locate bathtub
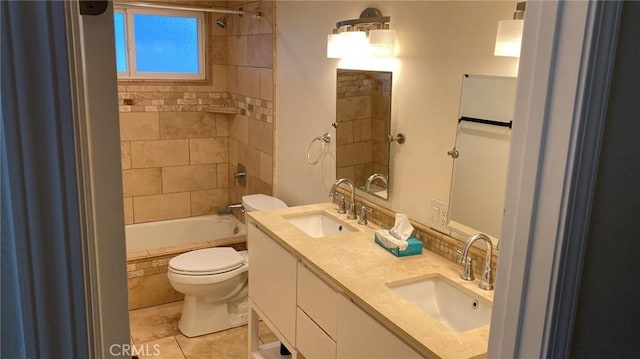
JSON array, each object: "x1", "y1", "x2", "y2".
[
  {"x1": 125, "y1": 214, "x2": 247, "y2": 310},
  {"x1": 126, "y1": 214, "x2": 246, "y2": 252}
]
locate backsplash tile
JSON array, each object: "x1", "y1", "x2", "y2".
[{"x1": 336, "y1": 188, "x2": 499, "y2": 274}]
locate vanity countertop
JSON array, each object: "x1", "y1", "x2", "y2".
[{"x1": 247, "y1": 202, "x2": 493, "y2": 359}]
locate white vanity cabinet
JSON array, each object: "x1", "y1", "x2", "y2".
[
  {"x1": 247, "y1": 224, "x2": 297, "y2": 349},
  {"x1": 248, "y1": 222, "x2": 422, "y2": 359},
  {"x1": 336, "y1": 295, "x2": 423, "y2": 359}
]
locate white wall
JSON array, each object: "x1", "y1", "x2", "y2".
[{"x1": 276, "y1": 1, "x2": 519, "y2": 227}]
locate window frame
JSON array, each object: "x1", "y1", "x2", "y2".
[{"x1": 114, "y1": 6, "x2": 206, "y2": 80}]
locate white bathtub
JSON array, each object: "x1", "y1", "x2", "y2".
[{"x1": 125, "y1": 215, "x2": 247, "y2": 252}]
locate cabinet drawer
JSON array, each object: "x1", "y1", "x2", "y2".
[
  {"x1": 296, "y1": 308, "x2": 336, "y2": 359},
  {"x1": 297, "y1": 262, "x2": 338, "y2": 339}
]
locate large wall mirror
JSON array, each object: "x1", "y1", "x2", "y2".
[
  {"x1": 447, "y1": 74, "x2": 517, "y2": 246},
  {"x1": 335, "y1": 69, "x2": 392, "y2": 200}
]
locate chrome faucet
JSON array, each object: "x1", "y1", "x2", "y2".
[
  {"x1": 358, "y1": 205, "x2": 372, "y2": 225},
  {"x1": 329, "y1": 178, "x2": 357, "y2": 219},
  {"x1": 365, "y1": 173, "x2": 388, "y2": 192},
  {"x1": 457, "y1": 233, "x2": 494, "y2": 290}
]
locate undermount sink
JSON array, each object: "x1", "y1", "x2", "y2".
[
  {"x1": 387, "y1": 275, "x2": 492, "y2": 332},
  {"x1": 285, "y1": 212, "x2": 355, "y2": 238}
]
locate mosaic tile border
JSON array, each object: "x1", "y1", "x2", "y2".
[{"x1": 335, "y1": 188, "x2": 498, "y2": 275}]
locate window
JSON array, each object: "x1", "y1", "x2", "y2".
[{"x1": 114, "y1": 7, "x2": 205, "y2": 80}]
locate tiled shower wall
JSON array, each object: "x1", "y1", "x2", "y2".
[
  {"x1": 226, "y1": 1, "x2": 275, "y2": 205},
  {"x1": 117, "y1": 1, "x2": 276, "y2": 224}
]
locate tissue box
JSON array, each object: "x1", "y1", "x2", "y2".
[{"x1": 374, "y1": 234, "x2": 423, "y2": 257}]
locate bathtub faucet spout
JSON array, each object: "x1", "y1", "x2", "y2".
[{"x1": 226, "y1": 203, "x2": 245, "y2": 213}]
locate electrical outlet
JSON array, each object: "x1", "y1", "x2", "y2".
[
  {"x1": 439, "y1": 208, "x2": 448, "y2": 227},
  {"x1": 430, "y1": 199, "x2": 450, "y2": 233}
]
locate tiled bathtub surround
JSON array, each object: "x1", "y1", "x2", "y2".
[
  {"x1": 120, "y1": 111, "x2": 231, "y2": 224},
  {"x1": 127, "y1": 237, "x2": 247, "y2": 310},
  {"x1": 226, "y1": 1, "x2": 276, "y2": 210},
  {"x1": 117, "y1": 11, "x2": 232, "y2": 225},
  {"x1": 118, "y1": 0, "x2": 276, "y2": 224},
  {"x1": 228, "y1": 94, "x2": 274, "y2": 206},
  {"x1": 335, "y1": 188, "x2": 498, "y2": 276}
]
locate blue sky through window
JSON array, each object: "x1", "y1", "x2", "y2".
[
  {"x1": 133, "y1": 14, "x2": 199, "y2": 73},
  {"x1": 114, "y1": 12, "x2": 127, "y2": 72}
]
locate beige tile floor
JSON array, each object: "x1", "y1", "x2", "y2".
[{"x1": 130, "y1": 301, "x2": 280, "y2": 359}]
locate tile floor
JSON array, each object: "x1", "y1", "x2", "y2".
[{"x1": 129, "y1": 301, "x2": 280, "y2": 359}]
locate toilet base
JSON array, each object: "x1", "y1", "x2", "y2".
[{"x1": 178, "y1": 294, "x2": 249, "y2": 337}]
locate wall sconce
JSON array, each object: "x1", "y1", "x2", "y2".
[
  {"x1": 494, "y1": 2, "x2": 525, "y2": 58},
  {"x1": 327, "y1": 7, "x2": 396, "y2": 59}
]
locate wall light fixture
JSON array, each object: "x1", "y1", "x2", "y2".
[
  {"x1": 494, "y1": 2, "x2": 525, "y2": 58},
  {"x1": 327, "y1": 8, "x2": 396, "y2": 59}
]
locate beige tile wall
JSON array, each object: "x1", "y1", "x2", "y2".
[
  {"x1": 226, "y1": 1, "x2": 276, "y2": 208},
  {"x1": 117, "y1": 1, "x2": 277, "y2": 224},
  {"x1": 120, "y1": 111, "x2": 230, "y2": 224}
]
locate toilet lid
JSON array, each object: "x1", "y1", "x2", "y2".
[
  {"x1": 242, "y1": 194, "x2": 288, "y2": 212},
  {"x1": 169, "y1": 247, "x2": 244, "y2": 275}
]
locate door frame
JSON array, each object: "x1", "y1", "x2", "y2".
[
  {"x1": 489, "y1": 1, "x2": 621, "y2": 357},
  {"x1": 64, "y1": 0, "x2": 623, "y2": 357},
  {"x1": 65, "y1": 1, "x2": 130, "y2": 357}
]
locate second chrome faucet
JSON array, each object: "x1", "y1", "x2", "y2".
[
  {"x1": 457, "y1": 233, "x2": 494, "y2": 290},
  {"x1": 329, "y1": 178, "x2": 357, "y2": 220}
]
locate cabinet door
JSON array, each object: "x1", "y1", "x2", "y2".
[
  {"x1": 248, "y1": 224, "x2": 297, "y2": 344},
  {"x1": 296, "y1": 308, "x2": 337, "y2": 359},
  {"x1": 336, "y1": 295, "x2": 423, "y2": 359}
]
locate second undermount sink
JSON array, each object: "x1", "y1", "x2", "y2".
[
  {"x1": 387, "y1": 275, "x2": 492, "y2": 332},
  {"x1": 285, "y1": 212, "x2": 355, "y2": 238}
]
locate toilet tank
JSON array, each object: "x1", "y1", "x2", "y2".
[{"x1": 242, "y1": 194, "x2": 288, "y2": 212}]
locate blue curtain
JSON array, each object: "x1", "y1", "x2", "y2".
[
  {"x1": 1, "y1": 95, "x2": 27, "y2": 359},
  {"x1": 1, "y1": 1, "x2": 88, "y2": 358}
]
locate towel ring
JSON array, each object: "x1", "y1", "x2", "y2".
[{"x1": 307, "y1": 132, "x2": 331, "y2": 165}]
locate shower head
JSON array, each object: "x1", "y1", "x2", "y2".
[{"x1": 215, "y1": 14, "x2": 229, "y2": 28}]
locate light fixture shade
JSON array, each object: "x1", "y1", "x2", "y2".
[
  {"x1": 339, "y1": 31, "x2": 368, "y2": 58},
  {"x1": 327, "y1": 33, "x2": 344, "y2": 58},
  {"x1": 368, "y1": 29, "x2": 396, "y2": 57},
  {"x1": 494, "y1": 19, "x2": 524, "y2": 57}
]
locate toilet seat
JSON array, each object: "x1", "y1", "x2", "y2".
[{"x1": 169, "y1": 247, "x2": 244, "y2": 276}]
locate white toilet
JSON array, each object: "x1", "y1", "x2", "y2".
[{"x1": 167, "y1": 194, "x2": 287, "y2": 337}]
